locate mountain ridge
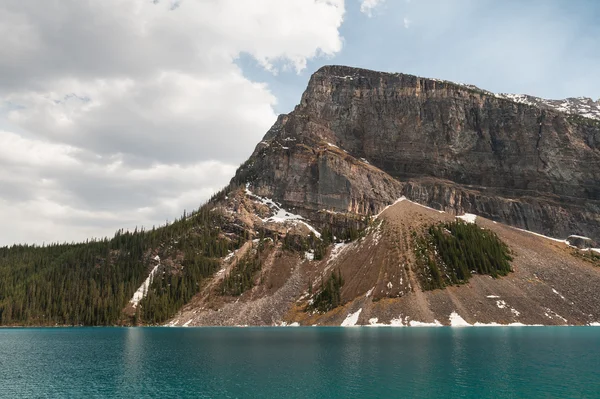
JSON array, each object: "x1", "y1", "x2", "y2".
[
  {"x1": 167, "y1": 191, "x2": 600, "y2": 327},
  {"x1": 308, "y1": 65, "x2": 600, "y2": 121}
]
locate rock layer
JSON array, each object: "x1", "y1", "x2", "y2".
[{"x1": 233, "y1": 65, "x2": 600, "y2": 241}]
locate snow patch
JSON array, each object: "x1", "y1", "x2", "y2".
[
  {"x1": 512, "y1": 226, "x2": 569, "y2": 244},
  {"x1": 495, "y1": 94, "x2": 600, "y2": 121},
  {"x1": 371, "y1": 223, "x2": 383, "y2": 246},
  {"x1": 182, "y1": 319, "x2": 192, "y2": 327},
  {"x1": 223, "y1": 251, "x2": 236, "y2": 262},
  {"x1": 215, "y1": 267, "x2": 227, "y2": 277},
  {"x1": 496, "y1": 300, "x2": 507, "y2": 309},
  {"x1": 568, "y1": 235, "x2": 591, "y2": 240},
  {"x1": 326, "y1": 142, "x2": 347, "y2": 153},
  {"x1": 449, "y1": 312, "x2": 471, "y2": 327},
  {"x1": 486, "y1": 295, "x2": 501, "y2": 298},
  {"x1": 278, "y1": 321, "x2": 300, "y2": 327},
  {"x1": 389, "y1": 317, "x2": 406, "y2": 327},
  {"x1": 365, "y1": 287, "x2": 375, "y2": 297},
  {"x1": 245, "y1": 186, "x2": 321, "y2": 238},
  {"x1": 496, "y1": 93, "x2": 536, "y2": 106},
  {"x1": 408, "y1": 320, "x2": 443, "y2": 327},
  {"x1": 341, "y1": 309, "x2": 363, "y2": 327},
  {"x1": 405, "y1": 199, "x2": 445, "y2": 213},
  {"x1": 129, "y1": 262, "x2": 161, "y2": 308},
  {"x1": 543, "y1": 308, "x2": 568, "y2": 324},
  {"x1": 328, "y1": 242, "x2": 352, "y2": 264},
  {"x1": 552, "y1": 288, "x2": 568, "y2": 302},
  {"x1": 456, "y1": 213, "x2": 477, "y2": 223}
]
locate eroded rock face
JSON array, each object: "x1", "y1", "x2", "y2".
[{"x1": 233, "y1": 65, "x2": 600, "y2": 240}]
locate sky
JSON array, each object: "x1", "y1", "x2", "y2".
[{"x1": 1, "y1": 0, "x2": 599, "y2": 246}]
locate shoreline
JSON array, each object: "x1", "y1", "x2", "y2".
[{"x1": 2, "y1": 324, "x2": 600, "y2": 329}]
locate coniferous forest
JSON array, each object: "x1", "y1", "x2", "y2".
[
  {"x1": 414, "y1": 221, "x2": 513, "y2": 290},
  {"x1": 221, "y1": 251, "x2": 262, "y2": 297},
  {"x1": 308, "y1": 269, "x2": 344, "y2": 313},
  {"x1": 0, "y1": 194, "x2": 236, "y2": 326}
]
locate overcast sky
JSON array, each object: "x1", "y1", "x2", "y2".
[{"x1": 1, "y1": 0, "x2": 599, "y2": 246}]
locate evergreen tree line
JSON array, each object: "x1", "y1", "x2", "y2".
[
  {"x1": 307, "y1": 269, "x2": 344, "y2": 313},
  {"x1": 221, "y1": 250, "x2": 262, "y2": 297},
  {"x1": 0, "y1": 197, "x2": 235, "y2": 326},
  {"x1": 139, "y1": 255, "x2": 222, "y2": 324},
  {"x1": 414, "y1": 221, "x2": 513, "y2": 290}
]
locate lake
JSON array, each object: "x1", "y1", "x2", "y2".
[{"x1": 0, "y1": 327, "x2": 598, "y2": 398}]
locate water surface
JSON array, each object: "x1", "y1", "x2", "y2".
[{"x1": 1, "y1": 327, "x2": 598, "y2": 398}]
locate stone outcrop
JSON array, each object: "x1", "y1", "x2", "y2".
[{"x1": 233, "y1": 65, "x2": 600, "y2": 241}]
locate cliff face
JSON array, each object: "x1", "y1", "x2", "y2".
[{"x1": 234, "y1": 65, "x2": 600, "y2": 241}]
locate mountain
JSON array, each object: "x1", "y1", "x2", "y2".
[
  {"x1": 170, "y1": 195, "x2": 600, "y2": 327},
  {"x1": 235, "y1": 65, "x2": 600, "y2": 242},
  {"x1": 1, "y1": 65, "x2": 599, "y2": 327}
]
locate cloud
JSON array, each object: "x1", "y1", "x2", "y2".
[
  {"x1": 403, "y1": 17, "x2": 411, "y2": 29},
  {"x1": 360, "y1": 0, "x2": 385, "y2": 17},
  {"x1": 5, "y1": 72, "x2": 278, "y2": 165},
  {"x1": 0, "y1": 0, "x2": 345, "y2": 245},
  {"x1": 0, "y1": 129, "x2": 238, "y2": 244}
]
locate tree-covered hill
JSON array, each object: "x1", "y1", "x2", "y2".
[{"x1": 0, "y1": 192, "x2": 238, "y2": 326}]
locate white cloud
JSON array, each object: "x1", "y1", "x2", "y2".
[
  {"x1": 5, "y1": 72, "x2": 278, "y2": 164},
  {"x1": 0, "y1": 133, "x2": 238, "y2": 244},
  {"x1": 360, "y1": 0, "x2": 385, "y2": 17},
  {"x1": 0, "y1": 0, "x2": 346, "y2": 245},
  {"x1": 0, "y1": 130, "x2": 80, "y2": 168},
  {"x1": 403, "y1": 17, "x2": 411, "y2": 29}
]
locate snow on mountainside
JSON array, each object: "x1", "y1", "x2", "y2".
[
  {"x1": 432, "y1": 74, "x2": 599, "y2": 121},
  {"x1": 495, "y1": 93, "x2": 600, "y2": 120}
]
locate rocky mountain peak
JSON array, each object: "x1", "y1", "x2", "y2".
[
  {"x1": 235, "y1": 65, "x2": 600, "y2": 242},
  {"x1": 495, "y1": 93, "x2": 600, "y2": 121},
  {"x1": 307, "y1": 65, "x2": 600, "y2": 121}
]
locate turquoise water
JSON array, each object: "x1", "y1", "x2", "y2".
[{"x1": 1, "y1": 327, "x2": 599, "y2": 398}]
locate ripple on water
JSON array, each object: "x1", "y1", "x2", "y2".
[{"x1": 0, "y1": 327, "x2": 598, "y2": 398}]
